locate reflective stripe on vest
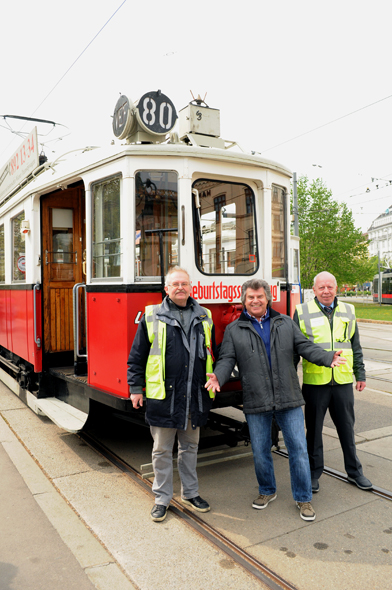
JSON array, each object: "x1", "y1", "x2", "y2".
[
  {"x1": 145, "y1": 304, "x2": 214, "y2": 400},
  {"x1": 296, "y1": 300, "x2": 356, "y2": 385}
]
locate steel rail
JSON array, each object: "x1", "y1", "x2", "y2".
[
  {"x1": 363, "y1": 357, "x2": 392, "y2": 364},
  {"x1": 79, "y1": 430, "x2": 298, "y2": 590},
  {"x1": 274, "y1": 450, "x2": 392, "y2": 501}
]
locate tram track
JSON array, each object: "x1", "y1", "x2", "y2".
[
  {"x1": 79, "y1": 430, "x2": 298, "y2": 590},
  {"x1": 80, "y1": 424, "x2": 392, "y2": 590},
  {"x1": 361, "y1": 342, "x2": 392, "y2": 385},
  {"x1": 274, "y1": 450, "x2": 392, "y2": 502}
]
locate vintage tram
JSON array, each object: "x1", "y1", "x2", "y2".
[{"x1": 0, "y1": 90, "x2": 300, "y2": 432}]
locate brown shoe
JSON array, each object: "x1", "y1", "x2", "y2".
[
  {"x1": 296, "y1": 501, "x2": 316, "y2": 521},
  {"x1": 252, "y1": 493, "x2": 277, "y2": 510}
]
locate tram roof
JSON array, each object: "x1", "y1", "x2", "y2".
[{"x1": 0, "y1": 140, "x2": 292, "y2": 212}]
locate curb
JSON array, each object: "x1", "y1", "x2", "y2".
[
  {"x1": 0, "y1": 416, "x2": 137, "y2": 590},
  {"x1": 356, "y1": 318, "x2": 392, "y2": 325}
]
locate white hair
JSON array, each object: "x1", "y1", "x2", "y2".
[
  {"x1": 164, "y1": 266, "x2": 191, "y2": 286},
  {"x1": 313, "y1": 272, "x2": 337, "y2": 287}
]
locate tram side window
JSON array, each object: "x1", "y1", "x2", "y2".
[
  {"x1": 271, "y1": 185, "x2": 286, "y2": 279},
  {"x1": 193, "y1": 179, "x2": 257, "y2": 275},
  {"x1": 12, "y1": 212, "x2": 25, "y2": 282},
  {"x1": 92, "y1": 176, "x2": 122, "y2": 279},
  {"x1": 0, "y1": 225, "x2": 4, "y2": 282},
  {"x1": 135, "y1": 171, "x2": 178, "y2": 279}
]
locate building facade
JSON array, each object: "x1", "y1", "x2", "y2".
[{"x1": 368, "y1": 206, "x2": 392, "y2": 267}]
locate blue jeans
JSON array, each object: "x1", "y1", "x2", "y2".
[{"x1": 246, "y1": 407, "x2": 312, "y2": 503}]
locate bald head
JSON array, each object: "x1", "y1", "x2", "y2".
[
  {"x1": 313, "y1": 272, "x2": 338, "y2": 307},
  {"x1": 313, "y1": 272, "x2": 337, "y2": 287}
]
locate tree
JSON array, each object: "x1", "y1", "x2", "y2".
[{"x1": 294, "y1": 176, "x2": 373, "y2": 289}]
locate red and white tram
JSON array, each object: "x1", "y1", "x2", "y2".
[{"x1": 0, "y1": 91, "x2": 300, "y2": 432}]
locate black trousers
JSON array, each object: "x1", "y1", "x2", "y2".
[{"x1": 302, "y1": 382, "x2": 363, "y2": 480}]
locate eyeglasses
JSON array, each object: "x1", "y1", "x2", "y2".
[{"x1": 168, "y1": 282, "x2": 190, "y2": 288}]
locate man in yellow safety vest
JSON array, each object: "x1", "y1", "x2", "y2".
[
  {"x1": 294, "y1": 271, "x2": 372, "y2": 493},
  {"x1": 127, "y1": 266, "x2": 215, "y2": 522}
]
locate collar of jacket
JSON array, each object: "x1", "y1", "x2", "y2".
[
  {"x1": 314, "y1": 296, "x2": 338, "y2": 313},
  {"x1": 238, "y1": 307, "x2": 280, "y2": 323},
  {"x1": 158, "y1": 296, "x2": 207, "y2": 323}
]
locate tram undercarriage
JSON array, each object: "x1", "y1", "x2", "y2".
[{"x1": 0, "y1": 343, "x2": 250, "y2": 446}]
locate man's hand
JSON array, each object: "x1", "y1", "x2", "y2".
[
  {"x1": 131, "y1": 393, "x2": 144, "y2": 409},
  {"x1": 330, "y1": 349, "x2": 347, "y2": 367},
  {"x1": 205, "y1": 373, "x2": 220, "y2": 394},
  {"x1": 356, "y1": 381, "x2": 366, "y2": 392}
]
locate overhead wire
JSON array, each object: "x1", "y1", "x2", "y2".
[
  {"x1": 0, "y1": 0, "x2": 128, "y2": 158},
  {"x1": 260, "y1": 93, "x2": 392, "y2": 154},
  {"x1": 30, "y1": 0, "x2": 128, "y2": 118}
]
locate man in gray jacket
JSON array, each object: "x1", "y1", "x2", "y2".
[{"x1": 205, "y1": 278, "x2": 346, "y2": 521}]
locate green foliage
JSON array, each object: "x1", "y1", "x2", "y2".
[
  {"x1": 352, "y1": 302, "x2": 392, "y2": 322},
  {"x1": 294, "y1": 176, "x2": 373, "y2": 289}
]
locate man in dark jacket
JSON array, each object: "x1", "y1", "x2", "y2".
[
  {"x1": 127, "y1": 266, "x2": 215, "y2": 522},
  {"x1": 205, "y1": 278, "x2": 346, "y2": 521}
]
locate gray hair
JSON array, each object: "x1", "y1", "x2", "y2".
[
  {"x1": 313, "y1": 271, "x2": 337, "y2": 287},
  {"x1": 241, "y1": 278, "x2": 272, "y2": 307},
  {"x1": 164, "y1": 266, "x2": 191, "y2": 287}
]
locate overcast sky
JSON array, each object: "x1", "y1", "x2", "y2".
[{"x1": 1, "y1": 0, "x2": 391, "y2": 232}]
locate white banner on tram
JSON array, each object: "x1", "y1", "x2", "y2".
[
  {"x1": 191, "y1": 279, "x2": 280, "y2": 304},
  {"x1": 0, "y1": 128, "x2": 39, "y2": 201}
]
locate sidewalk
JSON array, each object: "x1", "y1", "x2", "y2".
[{"x1": 0, "y1": 418, "x2": 136, "y2": 590}]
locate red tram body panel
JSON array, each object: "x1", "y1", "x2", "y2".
[
  {"x1": 87, "y1": 291, "x2": 162, "y2": 397},
  {"x1": 0, "y1": 288, "x2": 42, "y2": 372}
]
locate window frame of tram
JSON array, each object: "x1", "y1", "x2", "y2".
[
  {"x1": 271, "y1": 184, "x2": 287, "y2": 279},
  {"x1": 11, "y1": 211, "x2": 26, "y2": 283},
  {"x1": 91, "y1": 175, "x2": 122, "y2": 281},
  {"x1": 134, "y1": 170, "x2": 178, "y2": 281},
  {"x1": 192, "y1": 179, "x2": 258, "y2": 276},
  {"x1": 0, "y1": 224, "x2": 4, "y2": 283}
]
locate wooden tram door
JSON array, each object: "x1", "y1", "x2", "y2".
[{"x1": 41, "y1": 187, "x2": 86, "y2": 362}]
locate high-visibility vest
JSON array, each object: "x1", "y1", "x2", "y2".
[
  {"x1": 144, "y1": 304, "x2": 214, "y2": 400},
  {"x1": 296, "y1": 299, "x2": 356, "y2": 385}
]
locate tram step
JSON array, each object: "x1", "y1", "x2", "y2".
[{"x1": 35, "y1": 398, "x2": 88, "y2": 433}]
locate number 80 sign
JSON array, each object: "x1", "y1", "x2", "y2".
[{"x1": 136, "y1": 91, "x2": 177, "y2": 136}]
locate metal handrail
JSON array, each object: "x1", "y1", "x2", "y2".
[
  {"x1": 33, "y1": 283, "x2": 41, "y2": 348},
  {"x1": 73, "y1": 283, "x2": 87, "y2": 362}
]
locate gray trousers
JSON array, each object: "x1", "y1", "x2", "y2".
[{"x1": 150, "y1": 419, "x2": 200, "y2": 506}]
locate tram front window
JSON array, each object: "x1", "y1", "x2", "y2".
[
  {"x1": 193, "y1": 179, "x2": 257, "y2": 275},
  {"x1": 135, "y1": 171, "x2": 178, "y2": 280}
]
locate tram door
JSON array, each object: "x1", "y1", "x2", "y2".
[{"x1": 41, "y1": 187, "x2": 86, "y2": 363}]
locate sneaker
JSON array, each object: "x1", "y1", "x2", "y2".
[
  {"x1": 252, "y1": 493, "x2": 277, "y2": 510},
  {"x1": 181, "y1": 495, "x2": 210, "y2": 512},
  {"x1": 296, "y1": 501, "x2": 316, "y2": 521},
  {"x1": 151, "y1": 504, "x2": 168, "y2": 522},
  {"x1": 347, "y1": 475, "x2": 373, "y2": 490},
  {"x1": 311, "y1": 478, "x2": 320, "y2": 493}
]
